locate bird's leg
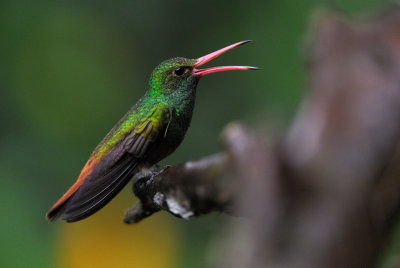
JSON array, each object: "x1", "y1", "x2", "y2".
[
  {"x1": 133, "y1": 165, "x2": 172, "y2": 185},
  {"x1": 148, "y1": 164, "x2": 172, "y2": 174},
  {"x1": 127, "y1": 166, "x2": 161, "y2": 224},
  {"x1": 126, "y1": 164, "x2": 174, "y2": 224},
  {"x1": 151, "y1": 164, "x2": 172, "y2": 177},
  {"x1": 132, "y1": 167, "x2": 153, "y2": 184}
]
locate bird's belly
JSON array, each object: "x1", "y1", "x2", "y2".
[{"x1": 145, "y1": 120, "x2": 187, "y2": 165}]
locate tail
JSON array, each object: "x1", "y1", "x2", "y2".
[
  {"x1": 46, "y1": 157, "x2": 100, "y2": 221},
  {"x1": 46, "y1": 195, "x2": 74, "y2": 222},
  {"x1": 47, "y1": 154, "x2": 138, "y2": 222}
]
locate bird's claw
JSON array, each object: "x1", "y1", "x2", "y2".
[
  {"x1": 153, "y1": 165, "x2": 172, "y2": 176},
  {"x1": 133, "y1": 165, "x2": 172, "y2": 192}
]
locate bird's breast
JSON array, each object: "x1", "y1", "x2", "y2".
[{"x1": 144, "y1": 98, "x2": 195, "y2": 165}]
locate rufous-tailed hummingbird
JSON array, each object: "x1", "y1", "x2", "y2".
[{"x1": 46, "y1": 40, "x2": 258, "y2": 222}]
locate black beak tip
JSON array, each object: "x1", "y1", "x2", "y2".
[{"x1": 240, "y1": 40, "x2": 253, "y2": 46}]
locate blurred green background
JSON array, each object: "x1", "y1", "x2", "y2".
[{"x1": 0, "y1": 0, "x2": 395, "y2": 267}]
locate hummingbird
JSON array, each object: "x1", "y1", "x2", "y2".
[{"x1": 46, "y1": 40, "x2": 258, "y2": 222}]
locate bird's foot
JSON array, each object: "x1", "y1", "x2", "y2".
[
  {"x1": 133, "y1": 165, "x2": 172, "y2": 192},
  {"x1": 152, "y1": 165, "x2": 172, "y2": 177},
  {"x1": 132, "y1": 168, "x2": 153, "y2": 194},
  {"x1": 129, "y1": 165, "x2": 172, "y2": 223}
]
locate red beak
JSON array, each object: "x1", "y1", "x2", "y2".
[{"x1": 193, "y1": 40, "x2": 259, "y2": 77}]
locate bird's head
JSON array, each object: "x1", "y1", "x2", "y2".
[{"x1": 148, "y1": 40, "x2": 258, "y2": 97}]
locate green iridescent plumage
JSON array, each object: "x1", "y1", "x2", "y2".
[{"x1": 93, "y1": 57, "x2": 197, "y2": 161}]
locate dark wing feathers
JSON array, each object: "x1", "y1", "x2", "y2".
[
  {"x1": 62, "y1": 153, "x2": 137, "y2": 222},
  {"x1": 59, "y1": 102, "x2": 171, "y2": 222},
  {"x1": 125, "y1": 122, "x2": 153, "y2": 157}
]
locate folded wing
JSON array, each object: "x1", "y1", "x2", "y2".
[{"x1": 46, "y1": 102, "x2": 171, "y2": 222}]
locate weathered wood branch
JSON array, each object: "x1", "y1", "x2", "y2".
[
  {"x1": 126, "y1": 6, "x2": 400, "y2": 268},
  {"x1": 123, "y1": 153, "x2": 232, "y2": 223}
]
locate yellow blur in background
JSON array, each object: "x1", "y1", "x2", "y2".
[{"x1": 56, "y1": 191, "x2": 179, "y2": 268}]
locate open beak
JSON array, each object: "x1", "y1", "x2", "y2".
[{"x1": 193, "y1": 40, "x2": 259, "y2": 77}]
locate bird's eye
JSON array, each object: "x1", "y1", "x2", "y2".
[{"x1": 174, "y1": 67, "x2": 185, "y2": 76}]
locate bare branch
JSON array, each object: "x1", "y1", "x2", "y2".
[{"x1": 124, "y1": 153, "x2": 232, "y2": 223}]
